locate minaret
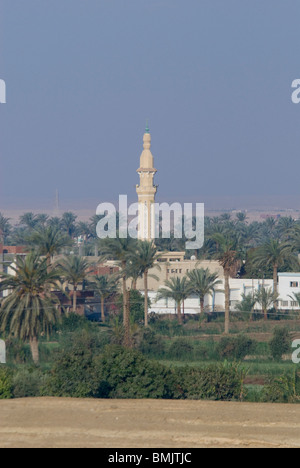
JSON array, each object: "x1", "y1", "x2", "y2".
[{"x1": 136, "y1": 125, "x2": 157, "y2": 241}]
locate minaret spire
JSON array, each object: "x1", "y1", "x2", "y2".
[{"x1": 136, "y1": 126, "x2": 158, "y2": 241}]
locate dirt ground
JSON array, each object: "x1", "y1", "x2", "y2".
[{"x1": 0, "y1": 398, "x2": 300, "y2": 448}]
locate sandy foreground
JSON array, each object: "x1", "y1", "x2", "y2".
[{"x1": 0, "y1": 398, "x2": 300, "y2": 448}]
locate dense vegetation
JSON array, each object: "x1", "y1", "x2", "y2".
[
  {"x1": 1, "y1": 211, "x2": 300, "y2": 404},
  {"x1": 0, "y1": 313, "x2": 299, "y2": 403}
]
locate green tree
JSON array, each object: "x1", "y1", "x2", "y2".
[
  {"x1": 27, "y1": 226, "x2": 71, "y2": 270},
  {"x1": 0, "y1": 213, "x2": 11, "y2": 244},
  {"x1": 288, "y1": 291, "x2": 300, "y2": 309},
  {"x1": 92, "y1": 274, "x2": 118, "y2": 323},
  {"x1": 61, "y1": 212, "x2": 78, "y2": 238},
  {"x1": 251, "y1": 239, "x2": 298, "y2": 298},
  {"x1": 269, "y1": 327, "x2": 291, "y2": 361},
  {"x1": 98, "y1": 238, "x2": 136, "y2": 347},
  {"x1": 19, "y1": 212, "x2": 39, "y2": 230},
  {"x1": 157, "y1": 276, "x2": 191, "y2": 324},
  {"x1": 187, "y1": 268, "x2": 222, "y2": 317},
  {"x1": 0, "y1": 253, "x2": 62, "y2": 364},
  {"x1": 57, "y1": 255, "x2": 90, "y2": 312},
  {"x1": 211, "y1": 233, "x2": 241, "y2": 334},
  {"x1": 127, "y1": 241, "x2": 162, "y2": 327},
  {"x1": 255, "y1": 286, "x2": 279, "y2": 321},
  {"x1": 235, "y1": 292, "x2": 256, "y2": 321}
]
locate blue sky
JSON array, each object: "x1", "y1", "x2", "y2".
[{"x1": 1, "y1": 0, "x2": 300, "y2": 211}]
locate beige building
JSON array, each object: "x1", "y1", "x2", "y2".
[{"x1": 133, "y1": 254, "x2": 224, "y2": 291}]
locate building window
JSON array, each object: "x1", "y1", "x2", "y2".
[
  {"x1": 291, "y1": 301, "x2": 299, "y2": 308},
  {"x1": 290, "y1": 282, "x2": 299, "y2": 288},
  {"x1": 281, "y1": 300, "x2": 289, "y2": 307}
]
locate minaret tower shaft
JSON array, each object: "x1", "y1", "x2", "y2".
[{"x1": 136, "y1": 126, "x2": 157, "y2": 241}]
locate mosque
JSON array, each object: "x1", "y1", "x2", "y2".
[{"x1": 132, "y1": 127, "x2": 296, "y2": 315}]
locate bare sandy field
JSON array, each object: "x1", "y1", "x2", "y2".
[{"x1": 0, "y1": 398, "x2": 299, "y2": 448}]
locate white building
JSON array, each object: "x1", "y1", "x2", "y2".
[
  {"x1": 277, "y1": 273, "x2": 300, "y2": 310},
  {"x1": 146, "y1": 276, "x2": 300, "y2": 315}
]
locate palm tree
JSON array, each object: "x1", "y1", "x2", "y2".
[
  {"x1": 157, "y1": 276, "x2": 191, "y2": 324},
  {"x1": 27, "y1": 226, "x2": 71, "y2": 270},
  {"x1": 77, "y1": 221, "x2": 92, "y2": 239},
  {"x1": 235, "y1": 292, "x2": 256, "y2": 321},
  {"x1": 35, "y1": 214, "x2": 49, "y2": 228},
  {"x1": 127, "y1": 241, "x2": 162, "y2": 327},
  {"x1": 277, "y1": 217, "x2": 295, "y2": 238},
  {"x1": 211, "y1": 233, "x2": 241, "y2": 334},
  {"x1": 47, "y1": 217, "x2": 62, "y2": 230},
  {"x1": 288, "y1": 292, "x2": 300, "y2": 311},
  {"x1": 98, "y1": 238, "x2": 136, "y2": 346},
  {"x1": 92, "y1": 274, "x2": 118, "y2": 322},
  {"x1": 251, "y1": 239, "x2": 298, "y2": 298},
  {"x1": 187, "y1": 268, "x2": 222, "y2": 317},
  {"x1": 284, "y1": 225, "x2": 300, "y2": 255},
  {"x1": 0, "y1": 213, "x2": 11, "y2": 244},
  {"x1": 235, "y1": 212, "x2": 247, "y2": 223},
  {"x1": 0, "y1": 253, "x2": 62, "y2": 364},
  {"x1": 61, "y1": 212, "x2": 78, "y2": 238},
  {"x1": 255, "y1": 286, "x2": 279, "y2": 321},
  {"x1": 57, "y1": 255, "x2": 91, "y2": 312},
  {"x1": 19, "y1": 212, "x2": 39, "y2": 230}
]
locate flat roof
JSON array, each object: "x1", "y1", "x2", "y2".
[{"x1": 278, "y1": 272, "x2": 300, "y2": 277}]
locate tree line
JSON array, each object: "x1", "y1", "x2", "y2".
[{"x1": 1, "y1": 211, "x2": 300, "y2": 362}]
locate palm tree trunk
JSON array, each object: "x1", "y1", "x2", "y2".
[
  {"x1": 199, "y1": 298, "x2": 205, "y2": 326},
  {"x1": 200, "y1": 298, "x2": 204, "y2": 315},
  {"x1": 122, "y1": 270, "x2": 131, "y2": 347},
  {"x1": 224, "y1": 271, "x2": 230, "y2": 334},
  {"x1": 73, "y1": 286, "x2": 77, "y2": 313},
  {"x1": 101, "y1": 296, "x2": 105, "y2": 323},
  {"x1": 273, "y1": 264, "x2": 278, "y2": 310},
  {"x1": 177, "y1": 302, "x2": 182, "y2": 324},
  {"x1": 124, "y1": 288, "x2": 131, "y2": 347},
  {"x1": 144, "y1": 271, "x2": 149, "y2": 327},
  {"x1": 30, "y1": 337, "x2": 39, "y2": 365},
  {"x1": 122, "y1": 275, "x2": 127, "y2": 326}
]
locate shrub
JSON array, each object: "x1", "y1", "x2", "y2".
[
  {"x1": 137, "y1": 329, "x2": 166, "y2": 357},
  {"x1": 12, "y1": 367, "x2": 44, "y2": 398},
  {"x1": 0, "y1": 366, "x2": 13, "y2": 399},
  {"x1": 42, "y1": 331, "x2": 105, "y2": 398},
  {"x1": 96, "y1": 345, "x2": 181, "y2": 399},
  {"x1": 151, "y1": 318, "x2": 184, "y2": 337},
  {"x1": 5, "y1": 338, "x2": 31, "y2": 364},
  {"x1": 262, "y1": 373, "x2": 297, "y2": 403},
  {"x1": 116, "y1": 290, "x2": 148, "y2": 324},
  {"x1": 58, "y1": 312, "x2": 94, "y2": 333},
  {"x1": 176, "y1": 361, "x2": 247, "y2": 401},
  {"x1": 168, "y1": 338, "x2": 194, "y2": 360},
  {"x1": 58, "y1": 327, "x2": 108, "y2": 355},
  {"x1": 269, "y1": 327, "x2": 291, "y2": 361},
  {"x1": 216, "y1": 335, "x2": 257, "y2": 360}
]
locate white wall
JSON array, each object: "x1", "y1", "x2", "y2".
[
  {"x1": 278, "y1": 273, "x2": 300, "y2": 310},
  {"x1": 146, "y1": 278, "x2": 275, "y2": 315}
]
